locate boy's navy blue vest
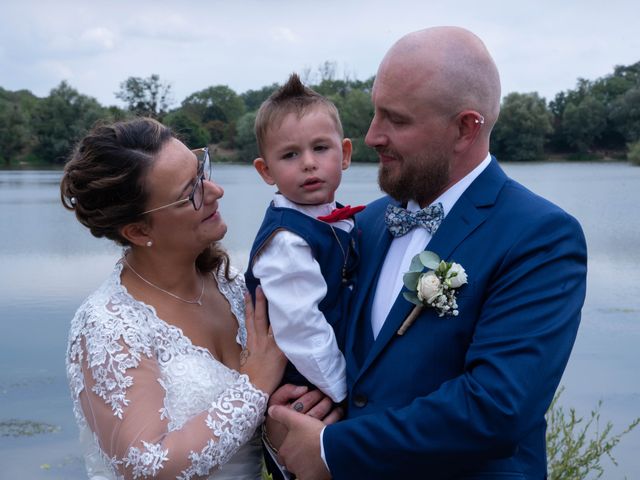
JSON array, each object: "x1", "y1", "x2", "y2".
[{"x1": 245, "y1": 202, "x2": 359, "y2": 388}]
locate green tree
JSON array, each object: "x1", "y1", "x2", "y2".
[
  {"x1": 491, "y1": 92, "x2": 552, "y2": 161},
  {"x1": 104, "y1": 105, "x2": 131, "y2": 122},
  {"x1": 332, "y1": 88, "x2": 376, "y2": 162},
  {"x1": 115, "y1": 74, "x2": 173, "y2": 119},
  {"x1": 0, "y1": 87, "x2": 39, "y2": 118},
  {"x1": 590, "y1": 62, "x2": 640, "y2": 104},
  {"x1": 32, "y1": 81, "x2": 105, "y2": 164},
  {"x1": 180, "y1": 85, "x2": 245, "y2": 146},
  {"x1": 204, "y1": 119, "x2": 227, "y2": 144},
  {"x1": 0, "y1": 101, "x2": 31, "y2": 166},
  {"x1": 234, "y1": 111, "x2": 258, "y2": 163},
  {"x1": 609, "y1": 87, "x2": 640, "y2": 143},
  {"x1": 627, "y1": 140, "x2": 640, "y2": 166},
  {"x1": 241, "y1": 83, "x2": 279, "y2": 112},
  {"x1": 549, "y1": 63, "x2": 640, "y2": 153},
  {"x1": 562, "y1": 95, "x2": 607, "y2": 152},
  {"x1": 164, "y1": 111, "x2": 210, "y2": 149},
  {"x1": 181, "y1": 85, "x2": 245, "y2": 124}
]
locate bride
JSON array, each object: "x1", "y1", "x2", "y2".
[{"x1": 61, "y1": 117, "x2": 286, "y2": 479}]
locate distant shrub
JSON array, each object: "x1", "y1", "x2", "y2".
[
  {"x1": 627, "y1": 141, "x2": 640, "y2": 166},
  {"x1": 546, "y1": 387, "x2": 639, "y2": 479}
]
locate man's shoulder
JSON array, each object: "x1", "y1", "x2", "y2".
[
  {"x1": 490, "y1": 176, "x2": 584, "y2": 244},
  {"x1": 500, "y1": 176, "x2": 573, "y2": 220}
]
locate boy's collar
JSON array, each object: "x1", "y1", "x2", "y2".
[{"x1": 272, "y1": 193, "x2": 337, "y2": 219}]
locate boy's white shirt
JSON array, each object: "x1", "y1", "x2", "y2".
[{"x1": 252, "y1": 193, "x2": 349, "y2": 403}]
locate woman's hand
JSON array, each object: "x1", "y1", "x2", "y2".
[{"x1": 240, "y1": 287, "x2": 287, "y2": 395}]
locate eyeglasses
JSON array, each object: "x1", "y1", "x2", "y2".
[{"x1": 141, "y1": 147, "x2": 212, "y2": 215}]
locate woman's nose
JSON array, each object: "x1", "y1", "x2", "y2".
[{"x1": 204, "y1": 179, "x2": 223, "y2": 201}]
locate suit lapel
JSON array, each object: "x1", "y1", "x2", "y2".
[
  {"x1": 356, "y1": 159, "x2": 507, "y2": 378},
  {"x1": 345, "y1": 201, "x2": 394, "y2": 377}
]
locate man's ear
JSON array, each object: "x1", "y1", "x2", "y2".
[
  {"x1": 253, "y1": 158, "x2": 276, "y2": 185},
  {"x1": 341, "y1": 138, "x2": 353, "y2": 170},
  {"x1": 453, "y1": 111, "x2": 483, "y2": 154},
  {"x1": 120, "y1": 222, "x2": 152, "y2": 247}
]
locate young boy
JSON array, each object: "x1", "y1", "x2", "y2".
[{"x1": 245, "y1": 74, "x2": 361, "y2": 405}]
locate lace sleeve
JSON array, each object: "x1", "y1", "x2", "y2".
[{"x1": 70, "y1": 302, "x2": 267, "y2": 480}]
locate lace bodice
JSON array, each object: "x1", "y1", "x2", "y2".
[{"x1": 66, "y1": 260, "x2": 266, "y2": 479}]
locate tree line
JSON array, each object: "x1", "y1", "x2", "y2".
[{"x1": 1, "y1": 60, "x2": 639, "y2": 167}]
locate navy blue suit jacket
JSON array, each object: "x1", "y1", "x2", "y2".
[{"x1": 323, "y1": 159, "x2": 587, "y2": 479}]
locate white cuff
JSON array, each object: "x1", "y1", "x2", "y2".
[{"x1": 320, "y1": 426, "x2": 330, "y2": 472}]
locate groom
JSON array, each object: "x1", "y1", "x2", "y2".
[{"x1": 268, "y1": 26, "x2": 587, "y2": 479}]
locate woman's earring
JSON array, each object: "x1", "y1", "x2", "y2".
[{"x1": 146, "y1": 240, "x2": 153, "y2": 247}]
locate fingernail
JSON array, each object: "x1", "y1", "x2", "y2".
[
  {"x1": 294, "y1": 386, "x2": 308, "y2": 395},
  {"x1": 268, "y1": 406, "x2": 274, "y2": 416}
]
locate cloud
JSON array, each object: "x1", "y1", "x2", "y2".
[
  {"x1": 41, "y1": 27, "x2": 117, "y2": 57},
  {"x1": 37, "y1": 60, "x2": 75, "y2": 84},
  {"x1": 122, "y1": 12, "x2": 206, "y2": 43},
  {"x1": 1, "y1": 0, "x2": 639, "y2": 106},
  {"x1": 80, "y1": 27, "x2": 116, "y2": 51},
  {"x1": 270, "y1": 27, "x2": 299, "y2": 43}
]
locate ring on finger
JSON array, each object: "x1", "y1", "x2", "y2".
[{"x1": 293, "y1": 401, "x2": 304, "y2": 412}]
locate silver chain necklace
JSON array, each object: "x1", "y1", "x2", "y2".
[
  {"x1": 123, "y1": 256, "x2": 205, "y2": 306},
  {"x1": 329, "y1": 225, "x2": 350, "y2": 284}
]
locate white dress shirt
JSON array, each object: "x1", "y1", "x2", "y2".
[
  {"x1": 370, "y1": 154, "x2": 492, "y2": 338},
  {"x1": 252, "y1": 193, "x2": 348, "y2": 403}
]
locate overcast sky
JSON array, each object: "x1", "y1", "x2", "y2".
[{"x1": 1, "y1": 0, "x2": 638, "y2": 108}]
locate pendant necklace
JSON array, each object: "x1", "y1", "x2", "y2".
[
  {"x1": 329, "y1": 226, "x2": 351, "y2": 284},
  {"x1": 123, "y1": 256, "x2": 205, "y2": 306}
]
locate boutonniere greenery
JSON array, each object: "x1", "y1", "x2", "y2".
[{"x1": 397, "y1": 251, "x2": 468, "y2": 335}]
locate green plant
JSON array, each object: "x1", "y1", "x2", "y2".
[
  {"x1": 546, "y1": 387, "x2": 640, "y2": 479},
  {"x1": 627, "y1": 140, "x2": 640, "y2": 166}
]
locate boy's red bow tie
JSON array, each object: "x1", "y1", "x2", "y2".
[{"x1": 317, "y1": 205, "x2": 365, "y2": 223}]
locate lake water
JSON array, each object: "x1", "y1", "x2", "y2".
[{"x1": 1, "y1": 163, "x2": 638, "y2": 479}]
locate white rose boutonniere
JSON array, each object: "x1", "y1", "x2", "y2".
[
  {"x1": 397, "y1": 251, "x2": 468, "y2": 335},
  {"x1": 416, "y1": 271, "x2": 441, "y2": 303}
]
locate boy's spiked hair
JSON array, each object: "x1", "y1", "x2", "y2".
[{"x1": 254, "y1": 73, "x2": 343, "y2": 157}]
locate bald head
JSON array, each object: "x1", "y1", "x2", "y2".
[{"x1": 379, "y1": 26, "x2": 501, "y2": 131}]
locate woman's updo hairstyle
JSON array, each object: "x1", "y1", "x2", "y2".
[
  {"x1": 61, "y1": 117, "x2": 231, "y2": 277},
  {"x1": 61, "y1": 117, "x2": 172, "y2": 245}
]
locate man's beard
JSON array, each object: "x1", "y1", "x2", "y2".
[{"x1": 377, "y1": 148, "x2": 450, "y2": 206}]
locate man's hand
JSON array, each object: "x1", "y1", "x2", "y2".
[
  {"x1": 266, "y1": 384, "x2": 340, "y2": 449},
  {"x1": 268, "y1": 405, "x2": 332, "y2": 480}
]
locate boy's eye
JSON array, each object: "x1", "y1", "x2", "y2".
[
  {"x1": 282, "y1": 151, "x2": 298, "y2": 160},
  {"x1": 314, "y1": 145, "x2": 329, "y2": 152}
]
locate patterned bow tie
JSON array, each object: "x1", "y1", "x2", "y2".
[
  {"x1": 317, "y1": 205, "x2": 365, "y2": 223},
  {"x1": 384, "y1": 202, "x2": 445, "y2": 237}
]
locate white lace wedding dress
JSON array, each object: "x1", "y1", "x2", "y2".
[{"x1": 66, "y1": 260, "x2": 267, "y2": 479}]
